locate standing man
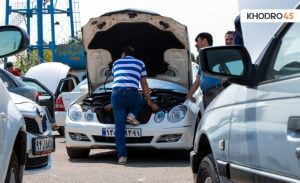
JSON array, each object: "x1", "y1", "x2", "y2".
[
  {"x1": 225, "y1": 31, "x2": 234, "y2": 46},
  {"x1": 187, "y1": 32, "x2": 223, "y2": 108},
  {"x1": 233, "y1": 15, "x2": 244, "y2": 45},
  {"x1": 111, "y1": 46, "x2": 159, "y2": 165},
  {"x1": 5, "y1": 62, "x2": 21, "y2": 76}
]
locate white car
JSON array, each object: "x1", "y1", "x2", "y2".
[
  {"x1": 24, "y1": 62, "x2": 80, "y2": 132},
  {"x1": 56, "y1": 62, "x2": 199, "y2": 136},
  {"x1": 55, "y1": 78, "x2": 88, "y2": 136},
  {"x1": 0, "y1": 25, "x2": 28, "y2": 183},
  {"x1": 10, "y1": 93, "x2": 55, "y2": 174},
  {"x1": 65, "y1": 9, "x2": 203, "y2": 158}
]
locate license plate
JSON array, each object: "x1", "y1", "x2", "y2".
[
  {"x1": 102, "y1": 128, "x2": 142, "y2": 137},
  {"x1": 32, "y1": 136, "x2": 55, "y2": 155}
]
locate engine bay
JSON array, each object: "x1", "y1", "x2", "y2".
[{"x1": 80, "y1": 89, "x2": 186, "y2": 124}]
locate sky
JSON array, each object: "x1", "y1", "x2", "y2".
[{"x1": 0, "y1": 0, "x2": 239, "y2": 55}]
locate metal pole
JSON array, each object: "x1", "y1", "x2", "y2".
[
  {"x1": 68, "y1": 0, "x2": 75, "y2": 38},
  {"x1": 26, "y1": 0, "x2": 31, "y2": 64},
  {"x1": 4, "y1": 0, "x2": 11, "y2": 67},
  {"x1": 5, "y1": 0, "x2": 10, "y2": 25},
  {"x1": 37, "y1": 0, "x2": 44, "y2": 63},
  {"x1": 50, "y1": 0, "x2": 56, "y2": 61},
  {"x1": 26, "y1": 0, "x2": 31, "y2": 35}
]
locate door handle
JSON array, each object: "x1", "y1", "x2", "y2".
[
  {"x1": 0, "y1": 112, "x2": 7, "y2": 122},
  {"x1": 288, "y1": 116, "x2": 300, "y2": 131}
]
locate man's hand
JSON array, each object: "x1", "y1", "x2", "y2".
[
  {"x1": 187, "y1": 94, "x2": 196, "y2": 103},
  {"x1": 147, "y1": 101, "x2": 159, "y2": 112},
  {"x1": 104, "y1": 104, "x2": 112, "y2": 112}
]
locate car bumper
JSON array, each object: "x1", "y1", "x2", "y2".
[
  {"x1": 65, "y1": 122, "x2": 194, "y2": 150},
  {"x1": 26, "y1": 131, "x2": 54, "y2": 172},
  {"x1": 55, "y1": 111, "x2": 66, "y2": 127},
  {"x1": 24, "y1": 155, "x2": 52, "y2": 174},
  {"x1": 190, "y1": 150, "x2": 199, "y2": 173}
]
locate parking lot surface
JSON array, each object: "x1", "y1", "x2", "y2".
[{"x1": 24, "y1": 132, "x2": 193, "y2": 183}]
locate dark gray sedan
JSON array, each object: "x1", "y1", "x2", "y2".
[{"x1": 0, "y1": 68, "x2": 39, "y2": 102}]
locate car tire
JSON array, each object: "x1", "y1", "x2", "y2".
[
  {"x1": 66, "y1": 147, "x2": 90, "y2": 159},
  {"x1": 57, "y1": 127, "x2": 65, "y2": 136},
  {"x1": 196, "y1": 154, "x2": 219, "y2": 183},
  {"x1": 5, "y1": 151, "x2": 20, "y2": 183}
]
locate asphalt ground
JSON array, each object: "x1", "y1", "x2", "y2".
[{"x1": 24, "y1": 132, "x2": 193, "y2": 183}]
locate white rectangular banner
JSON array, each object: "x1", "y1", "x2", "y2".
[{"x1": 241, "y1": 9, "x2": 300, "y2": 22}]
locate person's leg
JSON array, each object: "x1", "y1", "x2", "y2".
[
  {"x1": 111, "y1": 91, "x2": 127, "y2": 158},
  {"x1": 128, "y1": 90, "x2": 145, "y2": 117}
]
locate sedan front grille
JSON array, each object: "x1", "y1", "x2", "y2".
[
  {"x1": 92, "y1": 136, "x2": 153, "y2": 144},
  {"x1": 25, "y1": 118, "x2": 40, "y2": 134},
  {"x1": 24, "y1": 116, "x2": 47, "y2": 134}
]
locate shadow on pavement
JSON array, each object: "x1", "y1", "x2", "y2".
[{"x1": 68, "y1": 147, "x2": 190, "y2": 168}]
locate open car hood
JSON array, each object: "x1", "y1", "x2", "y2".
[
  {"x1": 25, "y1": 62, "x2": 70, "y2": 94},
  {"x1": 82, "y1": 9, "x2": 192, "y2": 94}
]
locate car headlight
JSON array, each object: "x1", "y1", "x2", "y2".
[
  {"x1": 167, "y1": 105, "x2": 187, "y2": 123},
  {"x1": 68, "y1": 104, "x2": 83, "y2": 121},
  {"x1": 84, "y1": 110, "x2": 94, "y2": 122},
  {"x1": 154, "y1": 111, "x2": 165, "y2": 123}
]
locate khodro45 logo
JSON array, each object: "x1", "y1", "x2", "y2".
[{"x1": 241, "y1": 9, "x2": 300, "y2": 22}]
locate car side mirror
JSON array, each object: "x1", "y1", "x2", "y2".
[
  {"x1": 199, "y1": 46, "x2": 254, "y2": 86},
  {"x1": 0, "y1": 25, "x2": 29, "y2": 58}
]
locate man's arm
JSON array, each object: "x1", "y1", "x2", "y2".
[
  {"x1": 187, "y1": 75, "x2": 200, "y2": 103},
  {"x1": 140, "y1": 77, "x2": 159, "y2": 112}
]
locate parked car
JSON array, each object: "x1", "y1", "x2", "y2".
[
  {"x1": 0, "y1": 25, "x2": 28, "y2": 183},
  {"x1": 24, "y1": 62, "x2": 79, "y2": 125},
  {"x1": 55, "y1": 78, "x2": 88, "y2": 136},
  {"x1": 56, "y1": 62, "x2": 199, "y2": 137},
  {"x1": 191, "y1": 1, "x2": 300, "y2": 182},
  {"x1": 10, "y1": 92, "x2": 55, "y2": 173},
  {"x1": 0, "y1": 66, "x2": 57, "y2": 129},
  {"x1": 0, "y1": 68, "x2": 39, "y2": 102},
  {"x1": 65, "y1": 9, "x2": 203, "y2": 158}
]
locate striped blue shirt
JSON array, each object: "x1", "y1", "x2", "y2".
[{"x1": 112, "y1": 56, "x2": 147, "y2": 89}]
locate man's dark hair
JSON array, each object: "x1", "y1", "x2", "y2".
[
  {"x1": 6, "y1": 62, "x2": 13, "y2": 68},
  {"x1": 225, "y1": 31, "x2": 234, "y2": 36},
  {"x1": 195, "y1": 32, "x2": 213, "y2": 46},
  {"x1": 122, "y1": 46, "x2": 136, "y2": 57}
]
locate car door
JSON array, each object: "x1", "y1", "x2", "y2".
[
  {"x1": 0, "y1": 80, "x2": 8, "y2": 158},
  {"x1": 54, "y1": 76, "x2": 78, "y2": 98},
  {"x1": 229, "y1": 22, "x2": 300, "y2": 182},
  {"x1": 22, "y1": 77, "x2": 55, "y2": 121}
]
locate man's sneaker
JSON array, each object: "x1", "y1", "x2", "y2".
[
  {"x1": 118, "y1": 156, "x2": 127, "y2": 165},
  {"x1": 126, "y1": 113, "x2": 140, "y2": 126}
]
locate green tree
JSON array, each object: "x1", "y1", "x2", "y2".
[{"x1": 15, "y1": 49, "x2": 52, "y2": 73}]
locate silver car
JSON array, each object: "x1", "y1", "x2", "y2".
[{"x1": 10, "y1": 93, "x2": 55, "y2": 173}]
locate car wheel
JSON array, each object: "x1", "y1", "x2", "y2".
[
  {"x1": 57, "y1": 127, "x2": 65, "y2": 136},
  {"x1": 196, "y1": 154, "x2": 219, "y2": 183},
  {"x1": 66, "y1": 147, "x2": 90, "y2": 159},
  {"x1": 5, "y1": 151, "x2": 20, "y2": 183}
]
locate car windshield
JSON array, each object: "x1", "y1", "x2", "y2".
[
  {"x1": 72, "y1": 78, "x2": 88, "y2": 92},
  {"x1": 94, "y1": 79, "x2": 187, "y2": 93}
]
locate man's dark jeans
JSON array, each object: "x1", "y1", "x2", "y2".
[{"x1": 111, "y1": 88, "x2": 145, "y2": 158}]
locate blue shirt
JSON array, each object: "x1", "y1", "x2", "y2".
[
  {"x1": 112, "y1": 56, "x2": 147, "y2": 89},
  {"x1": 198, "y1": 66, "x2": 222, "y2": 91}
]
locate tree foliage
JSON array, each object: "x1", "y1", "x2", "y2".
[{"x1": 15, "y1": 49, "x2": 52, "y2": 73}]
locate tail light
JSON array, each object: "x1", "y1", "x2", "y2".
[{"x1": 55, "y1": 96, "x2": 65, "y2": 111}]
